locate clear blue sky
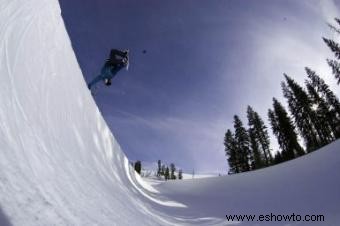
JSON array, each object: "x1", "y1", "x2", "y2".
[{"x1": 59, "y1": 0, "x2": 340, "y2": 173}]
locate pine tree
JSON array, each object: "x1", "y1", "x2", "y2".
[
  {"x1": 224, "y1": 129, "x2": 240, "y2": 174},
  {"x1": 323, "y1": 38, "x2": 340, "y2": 59},
  {"x1": 268, "y1": 98, "x2": 305, "y2": 160},
  {"x1": 157, "y1": 160, "x2": 162, "y2": 177},
  {"x1": 165, "y1": 167, "x2": 170, "y2": 180},
  {"x1": 161, "y1": 164, "x2": 166, "y2": 176},
  {"x1": 328, "y1": 18, "x2": 340, "y2": 34},
  {"x1": 305, "y1": 67, "x2": 340, "y2": 138},
  {"x1": 233, "y1": 115, "x2": 251, "y2": 172},
  {"x1": 247, "y1": 106, "x2": 272, "y2": 168},
  {"x1": 273, "y1": 151, "x2": 283, "y2": 165},
  {"x1": 178, "y1": 169, "x2": 183, "y2": 180},
  {"x1": 336, "y1": 18, "x2": 340, "y2": 27},
  {"x1": 305, "y1": 81, "x2": 334, "y2": 143},
  {"x1": 327, "y1": 60, "x2": 340, "y2": 84},
  {"x1": 170, "y1": 163, "x2": 176, "y2": 180},
  {"x1": 323, "y1": 18, "x2": 340, "y2": 84},
  {"x1": 248, "y1": 126, "x2": 262, "y2": 170},
  {"x1": 247, "y1": 107, "x2": 263, "y2": 169},
  {"x1": 282, "y1": 75, "x2": 321, "y2": 152}
]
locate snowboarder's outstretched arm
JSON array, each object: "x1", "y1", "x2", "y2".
[{"x1": 87, "y1": 75, "x2": 102, "y2": 90}]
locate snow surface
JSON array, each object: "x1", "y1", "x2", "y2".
[
  {"x1": 0, "y1": 0, "x2": 339, "y2": 225},
  {"x1": 137, "y1": 161, "x2": 220, "y2": 180}
]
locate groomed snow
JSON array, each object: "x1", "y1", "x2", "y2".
[
  {"x1": 0, "y1": 0, "x2": 339, "y2": 226},
  {"x1": 0, "y1": 0, "x2": 186, "y2": 225}
]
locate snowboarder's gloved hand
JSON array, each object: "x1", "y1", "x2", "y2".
[
  {"x1": 123, "y1": 49, "x2": 129, "y2": 56},
  {"x1": 122, "y1": 58, "x2": 128, "y2": 66}
]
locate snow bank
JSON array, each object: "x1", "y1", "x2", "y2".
[
  {"x1": 0, "y1": 0, "x2": 182, "y2": 225},
  {"x1": 157, "y1": 140, "x2": 340, "y2": 226}
]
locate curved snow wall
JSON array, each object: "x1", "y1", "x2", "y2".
[{"x1": 0, "y1": 1, "x2": 168, "y2": 225}]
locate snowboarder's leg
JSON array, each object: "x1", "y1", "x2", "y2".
[
  {"x1": 87, "y1": 64, "x2": 111, "y2": 90},
  {"x1": 87, "y1": 75, "x2": 103, "y2": 90}
]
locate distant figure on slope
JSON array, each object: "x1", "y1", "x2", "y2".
[{"x1": 88, "y1": 49, "x2": 129, "y2": 90}]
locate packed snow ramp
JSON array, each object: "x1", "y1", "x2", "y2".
[
  {"x1": 0, "y1": 0, "x2": 187, "y2": 225},
  {"x1": 1, "y1": 0, "x2": 340, "y2": 226}
]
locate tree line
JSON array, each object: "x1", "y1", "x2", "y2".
[
  {"x1": 133, "y1": 160, "x2": 183, "y2": 180},
  {"x1": 157, "y1": 160, "x2": 183, "y2": 180},
  {"x1": 224, "y1": 18, "x2": 340, "y2": 174}
]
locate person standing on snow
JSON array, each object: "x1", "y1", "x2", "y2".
[{"x1": 88, "y1": 49, "x2": 129, "y2": 89}]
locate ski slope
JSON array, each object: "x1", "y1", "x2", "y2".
[{"x1": 0, "y1": 0, "x2": 339, "y2": 225}]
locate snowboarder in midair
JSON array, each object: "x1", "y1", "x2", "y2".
[{"x1": 88, "y1": 49, "x2": 129, "y2": 90}]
